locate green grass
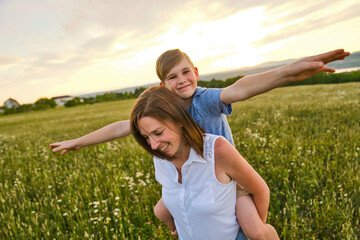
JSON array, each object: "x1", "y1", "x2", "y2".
[{"x1": 1, "y1": 83, "x2": 359, "y2": 239}]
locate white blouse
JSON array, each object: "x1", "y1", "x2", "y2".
[{"x1": 154, "y1": 134, "x2": 239, "y2": 240}]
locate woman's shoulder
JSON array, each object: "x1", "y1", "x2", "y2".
[
  {"x1": 203, "y1": 134, "x2": 230, "y2": 160},
  {"x1": 212, "y1": 135, "x2": 236, "y2": 166},
  {"x1": 213, "y1": 135, "x2": 232, "y2": 154}
]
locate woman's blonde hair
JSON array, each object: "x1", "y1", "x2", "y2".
[
  {"x1": 156, "y1": 49, "x2": 195, "y2": 83},
  {"x1": 130, "y1": 86, "x2": 204, "y2": 159}
]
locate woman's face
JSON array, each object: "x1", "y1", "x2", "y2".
[{"x1": 138, "y1": 116, "x2": 184, "y2": 159}]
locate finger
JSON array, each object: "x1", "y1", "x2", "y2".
[
  {"x1": 323, "y1": 51, "x2": 350, "y2": 64},
  {"x1": 307, "y1": 49, "x2": 346, "y2": 63},
  {"x1": 61, "y1": 150, "x2": 68, "y2": 155},
  {"x1": 301, "y1": 62, "x2": 324, "y2": 72},
  {"x1": 49, "y1": 143, "x2": 58, "y2": 149},
  {"x1": 306, "y1": 49, "x2": 343, "y2": 61},
  {"x1": 52, "y1": 146, "x2": 63, "y2": 152},
  {"x1": 321, "y1": 66, "x2": 336, "y2": 73}
]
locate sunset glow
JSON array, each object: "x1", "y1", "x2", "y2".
[{"x1": 0, "y1": 0, "x2": 359, "y2": 104}]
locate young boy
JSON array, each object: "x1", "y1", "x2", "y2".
[{"x1": 50, "y1": 48, "x2": 350, "y2": 238}]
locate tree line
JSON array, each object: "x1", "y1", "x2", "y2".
[
  {"x1": 64, "y1": 87, "x2": 146, "y2": 107},
  {"x1": 1, "y1": 98, "x2": 57, "y2": 115},
  {"x1": 1, "y1": 70, "x2": 359, "y2": 115},
  {"x1": 1, "y1": 87, "x2": 147, "y2": 115}
]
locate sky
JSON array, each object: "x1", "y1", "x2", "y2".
[{"x1": 1, "y1": 0, "x2": 359, "y2": 105}]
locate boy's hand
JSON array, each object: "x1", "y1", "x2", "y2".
[
  {"x1": 285, "y1": 49, "x2": 350, "y2": 82},
  {"x1": 49, "y1": 139, "x2": 80, "y2": 155}
]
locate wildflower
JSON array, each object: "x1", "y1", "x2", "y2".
[
  {"x1": 57, "y1": 199, "x2": 62, "y2": 203},
  {"x1": 94, "y1": 209, "x2": 98, "y2": 213},
  {"x1": 115, "y1": 196, "x2": 120, "y2": 201},
  {"x1": 63, "y1": 212, "x2": 68, "y2": 216},
  {"x1": 48, "y1": 185, "x2": 52, "y2": 189},
  {"x1": 74, "y1": 208, "x2": 78, "y2": 212}
]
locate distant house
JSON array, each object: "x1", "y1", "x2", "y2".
[
  {"x1": 51, "y1": 95, "x2": 74, "y2": 106},
  {"x1": 4, "y1": 98, "x2": 20, "y2": 109}
]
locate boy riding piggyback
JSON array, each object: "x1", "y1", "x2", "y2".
[{"x1": 51, "y1": 48, "x2": 350, "y2": 239}]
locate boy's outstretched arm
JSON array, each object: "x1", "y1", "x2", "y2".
[
  {"x1": 220, "y1": 49, "x2": 350, "y2": 104},
  {"x1": 50, "y1": 120, "x2": 131, "y2": 155}
]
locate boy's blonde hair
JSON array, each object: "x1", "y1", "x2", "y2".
[{"x1": 156, "y1": 49, "x2": 195, "y2": 83}]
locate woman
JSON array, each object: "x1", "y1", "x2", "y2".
[{"x1": 130, "y1": 86, "x2": 278, "y2": 240}]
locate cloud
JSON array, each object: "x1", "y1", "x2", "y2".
[
  {"x1": 0, "y1": 56, "x2": 23, "y2": 70},
  {"x1": 257, "y1": 1, "x2": 360, "y2": 45},
  {"x1": 3, "y1": 0, "x2": 358, "y2": 84}
]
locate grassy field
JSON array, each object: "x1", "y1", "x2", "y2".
[{"x1": 0, "y1": 83, "x2": 359, "y2": 239}]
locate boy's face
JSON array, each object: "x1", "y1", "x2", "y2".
[{"x1": 160, "y1": 58, "x2": 199, "y2": 100}]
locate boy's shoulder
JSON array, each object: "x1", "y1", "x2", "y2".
[
  {"x1": 193, "y1": 87, "x2": 222, "y2": 98},
  {"x1": 190, "y1": 87, "x2": 229, "y2": 114}
]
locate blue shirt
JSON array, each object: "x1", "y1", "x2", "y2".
[{"x1": 188, "y1": 87, "x2": 234, "y2": 145}]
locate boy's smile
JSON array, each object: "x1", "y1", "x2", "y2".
[{"x1": 161, "y1": 58, "x2": 200, "y2": 105}]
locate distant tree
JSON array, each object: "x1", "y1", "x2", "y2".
[
  {"x1": 64, "y1": 97, "x2": 82, "y2": 107},
  {"x1": 16, "y1": 104, "x2": 34, "y2": 113},
  {"x1": 3, "y1": 106, "x2": 15, "y2": 115},
  {"x1": 225, "y1": 76, "x2": 243, "y2": 86},
  {"x1": 83, "y1": 97, "x2": 96, "y2": 105},
  {"x1": 134, "y1": 87, "x2": 146, "y2": 97},
  {"x1": 34, "y1": 98, "x2": 56, "y2": 110},
  {"x1": 102, "y1": 93, "x2": 118, "y2": 102}
]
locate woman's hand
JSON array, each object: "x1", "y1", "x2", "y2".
[{"x1": 171, "y1": 229, "x2": 178, "y2": 237}]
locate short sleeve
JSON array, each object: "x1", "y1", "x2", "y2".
[{"x1": 195, "y1": 88, "x2": 232, "y2": 116}]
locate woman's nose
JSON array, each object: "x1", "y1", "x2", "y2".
[{"x1": 149, "y1": 137, "x2": 160, "y2": 150}]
